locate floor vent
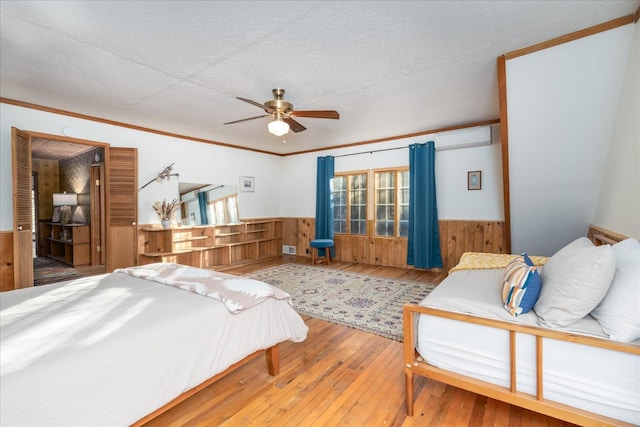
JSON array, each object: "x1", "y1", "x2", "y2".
[{"x1": 282, "y1": 245, "x2": 296, "y2": 255}]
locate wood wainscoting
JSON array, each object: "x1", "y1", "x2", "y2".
[
  {"x1": 282, "y1": 218, "x2": 507, "y2": 272},
  {"x1": 0, "y1": 231, "x2": 14, "y2": 291}
]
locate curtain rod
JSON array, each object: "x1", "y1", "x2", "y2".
[{"x1": 333, "y1": 146, "x2": 408, "y2": 158}]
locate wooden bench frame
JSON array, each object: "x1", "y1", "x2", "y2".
[{"x1": 403, "y1": 305, "x2": 640, "y2": 426}]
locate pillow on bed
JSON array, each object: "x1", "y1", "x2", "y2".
[
  {"x1": 502, "y1": 253, "x2": 541, "y2": 316},
  {"x1": 534, "y1": 237, "x2": 616, "y2": 328},
  {"x1": 590, "y1": 238, "x2": 640, "y2": 342}
]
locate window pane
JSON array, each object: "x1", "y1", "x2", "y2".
[
  {"x1": 399, "y1": 220, "x2": 409, "y2": 237},
  {"x1": 227, "y1": 196, "x2": 239, "y2": 223},
  {"x1": 350, "y1": 219, "x2": 366, "y2": 235},
  {"x1": 347, "y1": 174, "x2": 366, "y2": 235},
  {"x1": 376, "y1": 221, "x2": 393, "y2": 236},
  {"x1": 207, "y1": 204, "x2": 216, "y2": 225},
  {"x1": 214, "y1": 200, "x2": 225, "y2": 224},
  {"x1": 375, "y1": 171, "x2": 396, "y2": 236},
  {"x1": 332, "y1": 176, "x2": 347, "y2": 234}
]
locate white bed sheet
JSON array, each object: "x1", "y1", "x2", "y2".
[
  {"x1": 1, "y1": 271, "x2": 308, "y2": 426},
  {"x1": 416, "y1": 269, "x2": 640, "y2": 425}
]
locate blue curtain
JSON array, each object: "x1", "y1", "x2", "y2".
[
  {"x1": 407, "y1": 142, "x2": 443, "y2": 268},
  {"x1": 315, "y1": 156, "x2": 335, "y2": 257},
  {"x1": 197, "y1": 191, "x2": 209, "y2": 225}
]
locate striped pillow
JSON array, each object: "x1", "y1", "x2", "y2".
[{"x1": 502, "y1": 253, "x2": 541, "y2": 316}]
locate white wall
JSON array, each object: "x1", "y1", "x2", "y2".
[
  {"x1": 594, "y1": 23, "x2": 640, "y2": 238},
  {"x1": 0, "y1": 102, "x2": 504, "y2": 231},
  {"x1": 506, "y1": 23, "x2": 636, "y2": 256},
  {"x1": 0, "y1": 103, "x2": 282, "y2": 229},
  {"x1": 280, "y1": 125, "x2": 504, "y2": 221}
]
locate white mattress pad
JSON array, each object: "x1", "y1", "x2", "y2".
[{"x1": 416, "y1": 269, "x2": 640, "y2": 424}]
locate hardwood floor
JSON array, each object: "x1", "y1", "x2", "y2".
[{"x1": 142, "y1": 256, "x2": 576, "y2": 427}]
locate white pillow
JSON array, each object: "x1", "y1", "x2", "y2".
[
  {"x1": 534, "y1": 237, "x2": 616, "y2": 328},
  {"x1": 590, "y1": 238, "x2": 640, "y2": 342}
]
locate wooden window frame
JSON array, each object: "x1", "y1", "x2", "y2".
[
  {"x1": 333, "y1": 170, "x2": 368, "y2": 236},
  {"x1": 373, "y1": 167, "x2": 409, "y2": 238}
]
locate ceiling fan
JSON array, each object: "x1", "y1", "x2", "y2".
[{"x1": 224, "y1": 88, "x2": 340, "y2": 136}]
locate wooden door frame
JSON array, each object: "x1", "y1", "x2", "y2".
[
  {"x1": 90, "y1": 163, "x2": 106, "y2": 265},
  {"x1": 12, "y1": 130, "x2": 110, "y2": 286}
]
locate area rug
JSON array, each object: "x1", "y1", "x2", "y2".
[
  {"x1": 33, "y1": 257, "x2": 79, "y2": 285},
  {"x1": 248, "y1": 264, "x2": 437, "y2": 341}
]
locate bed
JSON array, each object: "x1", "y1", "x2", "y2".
[
  {"x1": 1, "y1": 263, "x2": 308, "y2": 426},
  {"x1": 403, "y1": 227, "x2": 640, "y2": 426}
]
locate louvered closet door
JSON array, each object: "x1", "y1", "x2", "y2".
[
  {"x1": 11, "y1": 127, "x2": 34, "y2": 288},
  {"x1": 106, "y1": 147, "x2": 138, "y2": 271}
]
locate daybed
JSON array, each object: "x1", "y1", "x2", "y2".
[
  {"x1": 0, "y1": 263, "x2": 308, "y2": 426},
  {"x1": 404, "y1": 229, "x2": 640, "y2": 426}
]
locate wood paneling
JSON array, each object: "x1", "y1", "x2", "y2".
[
  {"x1": 0, "y1": 231, "x2": 14, "y2": 291},
  {"x1": 283, "y1": 217, "x2": 506, "y2": 272},
  {"x1": 32, "y1": 158, "x2": 60, "y2": 221},
  {"x1": 282, "y1": 217, "x2": 315, "y2": 257}
]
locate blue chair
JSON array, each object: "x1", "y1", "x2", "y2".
[{"x1": 310, "y1": 239, "x2": 334, "y2": 264}]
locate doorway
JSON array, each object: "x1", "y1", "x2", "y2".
[
  {"x1": 13, "y1": 128, "x2": 139, "y2": 288},
  {"x1": 31, "y1": 138, "x2": 107, "y2": 281}
]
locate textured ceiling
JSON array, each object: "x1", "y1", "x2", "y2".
[{"x1": 1, "y1": 1, "x2": 638, "y2": 155}]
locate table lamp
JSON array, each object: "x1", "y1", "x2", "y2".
[{"x1": 53, "y1": 192, "x2": 78, "y2": 224}]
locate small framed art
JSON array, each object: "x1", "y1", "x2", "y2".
[
  {"x1": 239, "y1": 176, "x2": 255, "y2": 192},
  {"x1": 467, "y1": 171, "x2": 481, "y2": 190}
]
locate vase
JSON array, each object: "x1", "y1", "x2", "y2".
[{"x1": 161, "y1": 220, "x2": 171, "y2": 229}]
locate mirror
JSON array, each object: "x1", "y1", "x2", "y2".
[{"x1": 179, "y1": 183, "x2": 239, "y2": 225}]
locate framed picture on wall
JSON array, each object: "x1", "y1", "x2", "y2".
[
  {"x1": 239, "y1": 176, "x2": 255, "y2": 192},
  {"x1": 468, "y1": 171, "x2": 481, "y2": 190}
]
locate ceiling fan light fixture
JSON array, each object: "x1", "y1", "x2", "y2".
[{"x1": 268, "y1": 118, "x2": 289, "y2": 136}]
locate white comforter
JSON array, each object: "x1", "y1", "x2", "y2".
[{"x1": 1, "y1": 270, "x2": 308, "y2": 426}]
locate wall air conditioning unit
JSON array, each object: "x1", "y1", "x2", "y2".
[{"x1": 434, "y1": 125, "x2": 492, "y2": 151}]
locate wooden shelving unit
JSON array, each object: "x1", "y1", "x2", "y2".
[
  {"x1": 137, "y1": 218, "x2": 283, "y2": 269},
  {"x1": 43, "y1": 222, "x2": 91, "y2": 266}
]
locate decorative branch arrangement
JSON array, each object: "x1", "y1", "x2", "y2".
[
  {"x1": 153, "y1": 198, "x2": 182, "y2": 221},
  {"x1": 139, "y1": 163, "x2": 180, "y2": 191}
]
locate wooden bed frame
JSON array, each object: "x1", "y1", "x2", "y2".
[
  {"x1": 403, "y1": 225, "x2": 640, "y2": 426},
  {"x1": 132, "y1": 345, "x2": 279, "y2": 426}
]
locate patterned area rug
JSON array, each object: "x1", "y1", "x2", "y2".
[
  {"x1": 33, "y1": 257, "x2": 79, "y2": 286},
  {"x1": 248, "y1": 264, "x2": 436, "y2": 341}
]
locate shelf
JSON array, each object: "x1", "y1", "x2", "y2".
[
  {"x1": 173, "y1": 236, "x2": 210, "y2": 243},
  {"x1": 141, "y1": 249, "x2": 194, "y2": 257},
  {"x1": 43, "y1": 223, "x2": 90, "y2": 266},
  {"x1": 137, "y1": 219, "x2": 283, "y2": 270}
]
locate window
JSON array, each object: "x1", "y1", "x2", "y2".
[
  {"x1": 332, "y1": 173, "x2": 367, "y2": 235},
  {"x1": 207, "y1": 194, "x2": 239, "y2": 225},
  {"x1": 332, "y1": 168, "x2": 408, "y2": 237},
  {"x1": 375, "y1": 169, "x2": 409, "y2": 237}
]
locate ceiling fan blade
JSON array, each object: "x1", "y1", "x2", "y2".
[
  {"x1": 224, "y1": 114, "x2": 270, "y2": 125},
  {"x1": 237, "y1": 97, "x2": 272, "y2": 112},
  {"x1": 291, "y1": 110, "x2": 340, "y2": 119},
  {"x1": 283, "y1": 117, "x2": 307, "y2": 133}
]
